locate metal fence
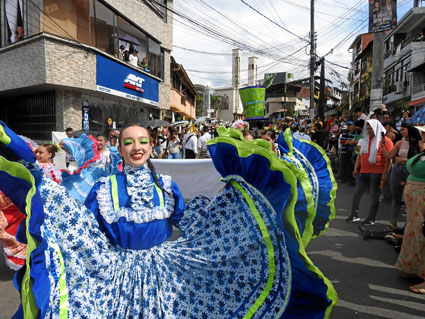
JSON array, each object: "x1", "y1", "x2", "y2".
[{"x1": 0, "y1": 91, "x2": 56, "y2": 141}]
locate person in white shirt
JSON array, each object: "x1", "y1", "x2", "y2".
[
  {"x1": 354, "y1": 108, "x2": 369, "y2": 121},
  {"x1": 182, "y1": 130, "x2": 198, "y2": 159},
  {"x1": 198, "y1": 127, "x2": 212, "y2": 158},
  {"x1": 293, "y1": 127, "x2": 311, "y2": 141},
  {"x1": 129, "y1": 49, "x2": 139, "y2": 67}
]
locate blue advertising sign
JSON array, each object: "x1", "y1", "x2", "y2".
[
  {"x1": 82, "y1": 106, "x2": 90, "y2": 130},
  {"x1": 96, "y1": 55, "x2": 160, "y2": 106}
]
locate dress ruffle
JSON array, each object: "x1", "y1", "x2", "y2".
[{"x1": 277, "y1": 128, "x2": 337, "y2": 240}]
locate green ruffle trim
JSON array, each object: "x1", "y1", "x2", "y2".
[
  {"x1": 282, "y1": 128, "x2": 316, "y2": 248},
  {"x1": 0, "y1": 156, "x2": 39, "y2": 319}
]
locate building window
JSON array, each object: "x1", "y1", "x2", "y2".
[
  {"x1": 5, "y1": 0, "x2": 24, "y2": 45},
  {"x1": 148, "y1": 0, "x2": 167, "y2": 22},
  {"x1": 94, "y1": 0, "x2": 117, "y2": 55},
  {"x1": 221, "y1": 94, "x2": 229, "y2": 110}
]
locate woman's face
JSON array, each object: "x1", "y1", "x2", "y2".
[
  {"x1": 366, "y1": 124, "x2": 374, "y2": 137},
  {"x1": 35, "y1": 146, "x2": 52, "y2": 163},
  {"x1": 261, "y1": 134, "x2": 275, "y2": 144},
  {"x1": 402, "y1": 112, "x2": 409, "y2": 119},
  {"x1": 119, "y1": 126, "x2": 152, "y2": 167},
  {"x1": 97, "y1": 136, "x2": 107, "y2": 151},
  {"x1": 400, "y1": 126, "x2": 408, "y2": 138}
]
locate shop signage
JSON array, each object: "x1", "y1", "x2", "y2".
[
  {"x1": 82, "y1": 106, "x2": 90, "y2": 130},
  {"x1": 96, "y1": 55, "x2": 159, "y2": 106}
]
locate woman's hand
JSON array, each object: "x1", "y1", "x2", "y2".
[{"x1": 353, "y1": 169, "x2": 359, "y2": 179}]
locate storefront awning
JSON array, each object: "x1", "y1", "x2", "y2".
[{"x1": 408, "y1": 97, "x2": 425, "y2": 107}]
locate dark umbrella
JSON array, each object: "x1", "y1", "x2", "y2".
[
  {"x1": 72, "y1": 130, "x2": 100, "y2": 138},
  {"x1": 406, "y1": 106, "x2": 425, "y2": 125},
  {"x1": 143, "y1": 119, "x2": 170, "y2": 128}
]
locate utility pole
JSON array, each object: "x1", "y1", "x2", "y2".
[
  {"x1": 318, "y1": 57, "x2": 325, "y2": 121},
  {"x1": 369, "y1": 31, "x2": 385, "y2": 113},
  {"x1": 309, "y1": 0, "x2": 315, "y2": 120}
]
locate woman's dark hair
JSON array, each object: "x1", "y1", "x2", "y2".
[
  {"x1": 118, "y1": 124, "x2": 170, "y2": 194},
  {"x1": 411, "y1": 150, "x2": 425, "y2": 167},
  {"x1": 262, "y1": 130, "x2": 276, "y2": 140},
  {"x1": 42, "y1": 144, "x2": 57, "y2": 159},
  {"x1": 401, "y1": 122, "x2": 421, "y2": 159}
]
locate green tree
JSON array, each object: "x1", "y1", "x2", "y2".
[
  {"x1": 211, "y1": 95, "x2": 222, "y2": 112},
  {"x1": 196, "y1": 95, "x2": 204, "y2": 117}
]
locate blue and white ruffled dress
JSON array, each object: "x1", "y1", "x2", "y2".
[{"x1": 0, "y1": 122, "x2": 337, "y2": 319}]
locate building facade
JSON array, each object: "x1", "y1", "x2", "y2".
[
  {"x1": 0, "y1": 0, "x2": 172, "y2": 141},
  {"x1": 169, "y1": 56, "x2": 197, "y2": 122},
  {"x1": 382, "y1": 7, "x2": 425, "y2": 115},
  {"x1": 348, "y1": 32, "x2": 374, "y2": 110}
]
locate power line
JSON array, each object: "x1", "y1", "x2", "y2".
[{"x1": 239, "y1": 0, "x2": 310, "y2": 43}]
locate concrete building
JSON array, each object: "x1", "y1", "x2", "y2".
[
  {"x1": 213, "y1": 48, "x2": 244, "y2": 122},
  {"x1": 382, "y1": 6, "x2": 425, "y2": 115},
  {"x1": 348, "y1": 32, "x2": 374, "y2": 110},
  {"x1": 0, "y1": 0, "x2": 173, "y2": 141},
  {"x1": 170, "y1": 56, "x2": 197, "y2": 122}
]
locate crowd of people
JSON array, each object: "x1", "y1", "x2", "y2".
[{"x1": 115, "y1": 44, "x2": 150, "y2": 72}]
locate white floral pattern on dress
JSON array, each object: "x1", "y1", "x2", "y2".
[{"x1": 39, "y1": 175, "x2": 291, "y2": 319}]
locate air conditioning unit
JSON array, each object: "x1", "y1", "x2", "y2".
[{"x1": 395, "y1": 81, "x2": 406, "y2": 94}]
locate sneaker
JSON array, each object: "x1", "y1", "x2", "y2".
[
  {"x1": 346, "y1": 215, "x2": 360, "y2": 223},
  {"x1": 361, "y1": 218, "x2": 376, "y2": 225}
]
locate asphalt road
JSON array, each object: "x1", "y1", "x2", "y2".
[
  {"x1": 0, "y1": 182, "x2": 424, "y2": 318},
  {"x1": 307, "y1": 181, "x2": 425, "y2": 319}
]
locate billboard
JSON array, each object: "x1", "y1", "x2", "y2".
[
  {"x1": 369, "y1": 0, "x2": 397, "y2": 32},
  {"x1": 96, "y1": 55, "x2": 160, "y2": 106}
]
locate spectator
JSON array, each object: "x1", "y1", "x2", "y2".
[
  {"x1": 338, "y1": 121, "x2": 356, "y2": 186},
  {"x1": 381, "y1": 123, "x2": 421, "y2": 228},
  {"x1": 312, "y1": 123, "x2": 326, "y2": 149},
  {"x1": 243, "y1": 130, "x2": 254, "y2": 141},
  {"x1": 354, "y1": 108, "x2": 369, "y2": 121},
  {"x1": 158, "y1": 127, "x2": 168, "y2": 159},
  {"x1": 141, "y1": 58, "x2": 150, "y2": 72},
  {"x1": 375, "y1": 104, "x2": 388, "y2": 122},
  {"x1": 293, "y1": 126, "x2": 311, "y2": 141},
  {"x1": 182, "y1": 129, "x2": 198, "y2": 159},
  {"x1": 65, "y1": 127, "x2": 74, "y2": 138},
  {"x1": 167, "y1": 133, "x2": 180, "y2": 159},
  {"x1": 384, "y1": 122, "x2": 402, "y2": 143},
  {"x1": 129, "y1": 49, "x2": 139, "y2": 67},
  {"x1": 123, "y1": 49, "x2": 130, "y2": 62},
  {"x1": 118, "y1": 45, "x2": 125, "y2": 60},
  {"x1": 198, "y1": 127, "x2": 212, "y2": 158},
  {"x1": 396, "y1": 110, "x2": 410, "y2": 131},
  {"x1": 346, "y1": 120, "x2": 393, "y2": 224},
  {"x1": 261, "y1": 130, "x2": 280, "y2": 156},
  {"x1": 395, "y1": 124, "x2": 425, "y2": 294},
  {"x1": 15, "y1": 26, "x2": 23, "y2": 42},
  {"x1": 382, "y1": 112, "x2": 392, "y2": 125}
]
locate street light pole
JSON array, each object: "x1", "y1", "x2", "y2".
[{"x1": 310, "y1": 0, "x2": 315, "y2": 120}]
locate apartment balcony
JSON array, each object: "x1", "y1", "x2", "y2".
[
  {"x1": 170, "y1": 89, "x2": 196, "y2": 119},
  {"x1": 265, "y1": 95, "x2": 300, "y2": 104},
  {"x1": 411, "y1": 82, "x2": 425, "y2": 102}
]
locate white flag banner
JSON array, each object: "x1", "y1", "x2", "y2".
[{"x1": 151, "y1": 159, "x2": 223, "y2": 201}]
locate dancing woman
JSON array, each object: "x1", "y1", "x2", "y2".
[{"x1": 0, "y1": 122, "x2": 337, "y2": 318}]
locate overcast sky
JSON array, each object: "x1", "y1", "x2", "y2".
[{"x1": 171, "y1": 0, "x2": 412, "y2": 89}]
